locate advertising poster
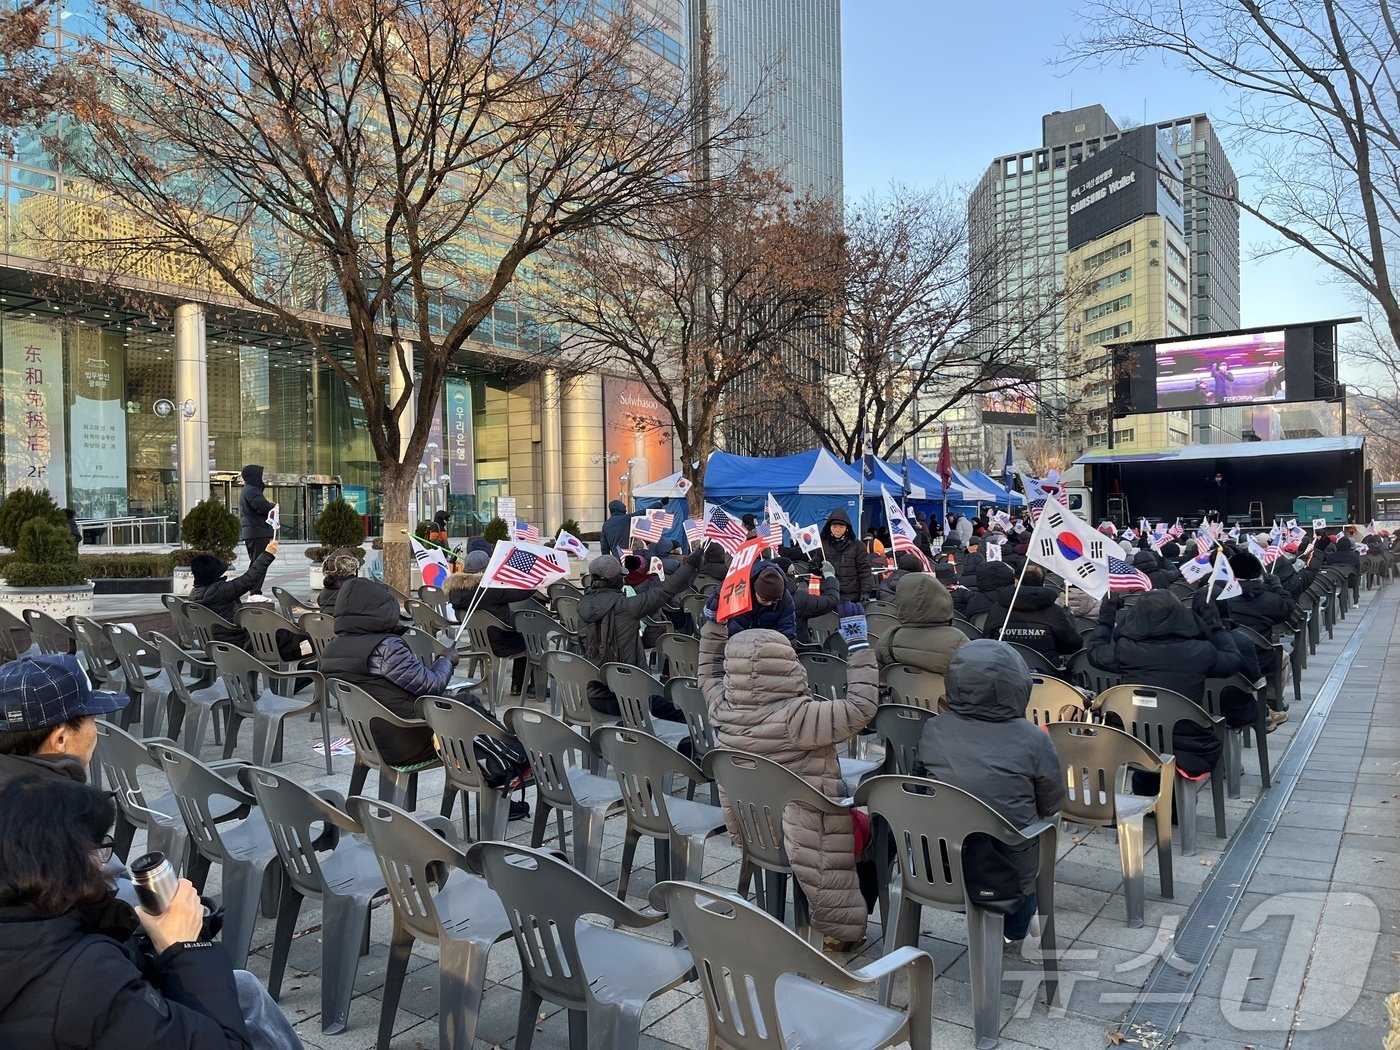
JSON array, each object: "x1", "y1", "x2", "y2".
[
  {"x1": 444, "y1": 379, "x2": 475, "y2": 495},
  {"x1": 68, "y1": 327, "x2": 128, "y2": 517},
  {"x1": 602, "y1": 376, "x2": 672, "y2": 503},
  {"x1": 3, "y1": 316, "x2": 66, "y2": 504}
]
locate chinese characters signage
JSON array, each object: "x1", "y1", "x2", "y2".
[
  {"x1": 444, "y1": 380, "x2": 475, "y2": 495},
  {"x1": 3, "y1": 317, "x2": 66, "y2": 504},
  {"x1": 68, "y1": 328, "x2": 127, "y2": 518}
]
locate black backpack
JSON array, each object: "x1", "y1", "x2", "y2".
[
  {"x1": 455, "y1": 691, "x2": 532, "y2": 791},
  {"x1": 960, "y1": 834, "x2": 1026, "y2": 915}
]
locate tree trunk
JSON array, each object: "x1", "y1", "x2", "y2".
[{"x1": 379, "y1": 461, "x2": 416, "y2": 595}]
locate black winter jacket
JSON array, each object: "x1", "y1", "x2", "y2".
[
  {"x1": 983, "y1": 584, "x2": 1082, "y2": 659},
  {"x1": 237, "y1": 464, "x2": 274, "y2": 541},
  {"x1": 1087, "y1": 596, "x2": 1242, "y2": 705},
  {"x1": 819, "y1": 507, "x2": 871, "y2": 603},
  {"x1": 579, "y1": 564, "x2": 695, "y2": 705},
  {"x1": 188, "y1": 553, "x2": 274, "y2": 645},
  {"x1": 962, "y1": 562, "x2": 1017, "y2": 620},
  {"x1": 600, "y1": 505, "x2": 643, "y2": 558},
  {"x1": 1131, "y1": 550, "x2": 1180, "y2": 590},
  {"x1": 1216, "y1": 578, "x2": 1294, "y2": 636},
  {"x1": 785, "y1": 572, "x2": 840, "y2": 640},
  {"x1": 0, "y1": 901, "x2": 253, "y2": 1049}
]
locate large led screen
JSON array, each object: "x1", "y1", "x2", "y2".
[{"x1": 1155, "y1": 330, "x2": 1287, "y2": 410}]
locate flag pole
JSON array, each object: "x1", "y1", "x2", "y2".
[{"x1": 997, "y1": 556, "x2": 1033, "y2": 641}]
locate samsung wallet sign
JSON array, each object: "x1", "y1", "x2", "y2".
[{"x1": 1065, "y1": 125, "x2": 1184, "y2": 251}]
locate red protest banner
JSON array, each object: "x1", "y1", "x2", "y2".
[{"x1": 716, "y1": 537, "x2": 768, "y2": 623}]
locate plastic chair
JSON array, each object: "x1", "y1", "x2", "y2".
[
  {"x1": 466, "y1": 841, "x2": 694, "y2": 1050},
  {"x1": 866, "y1": 612, "x2": 900, "y2": 642},
  {"x1": 299, "y1": 611, "x2": 336, "y2": 661},
  {"x1": 105, "y1": 624, "x2": 173, "y2": 738},
  {"x1": 0, "y1": 610, "x2": 21, "y2": 664},
  {"x1": 554, "y1": 593, "x2": 582, "y2": 634},
  {"x1": 422, "y1": 695, "x2": 516, "y2": 843},
  {"x1": 1007, "y1": 642, "x2": 1063, "y2": 676},
  {"x1": 702, "y1": 748, "x2": 852, "y2": 942},
  {"x1": 235, "y1": 605, "x2": 309, "y2": 696},
  {"x1": 883, "y1": 663, "x2": 946, "y2": 713},
  {"x1": 210, "y1": 643, "x2": 331, "y2": 773},
  {"x1": 651, "y1": 880, "x2": 934, "y2": 1050},
  {"x1": 667, "y1": 676, "x2": 716, "y2": 764},
  {"x1": 459, "y1": 610, "x2": 517, "y2": 710},
  {"x1": 679, "y1": 592, "x2": 708, "y2": 634},
  {"x1": 874, "y1": 704, "x2": 934, "y2": 775},
  {"x1": 145, "y1": 740, "x2": 280, "y2": 968},
  {"x1": 272, "y1": 586, "x2": 314, "y2": 621},
  {"x1": 1026, "y1": 674, "x2": 1089, "y2": 727},
  {"x1": 547, "y1": 580, "x2": 582, "y2": 604},
  {"x1": 23, "y1": 609, "x2": 74, "y2": 655},
  {"x1": 417, "y1": 584, "x2": 449, "y2": 617},
  {"x1": 1067, "y1": 649, "x2": 1120, "y2": 695},
  {"x1": 656, "y1": 631, "x2": 700, "y2": 679},
  {"x1": 150, "y1": 633, "x2": 227, "y2": 756},
  {"x1": 864, "y1": 600, "x2": 897, "y2": 616},
  {"x1": 161, "y1": 594, "x2": 199, "y2": 652},
  {"x1": 185, "y1": 603, "x2": 239, "y2": 652},
  {"x1": 1098, "y1": 685, "x2": 1228, "y2": 855},
  {"x1": 544, "y1": 650, "x2": 608, "y2": 732},
  {"x1": 591, "y1": 725, "x2": 727, "y2": 901},
  {"x1": 806, "y1": 611, "x2": 839, "y2": 645},
  {"x1": 952, "y1": 617, "x2": 982, "y2": 640},
  {"x1": 1235, "y1": 623, "x2": 1300, "y2": 712},
  {"x1": 404, "y1": 597, "x2": 453, "y2": 639},
  {"x1": 503, "y1": 707, "x2": 624, "y2": 881},
  {"x1": 1202, "y1": 673, "x2": 1272, "y2": 792},
  {"x1": 514, "y1": 608, "x2": 573, "y2": 701},
  {"x1": 240, "y1": 767, "x2": 384, "y2": 1035},
  {"x1": 71, "y1": 616, "x2": 123, "y2": 693},
  {"x1": 348, "y1": 797, "x2": 512, "y2": 1050},
  {"x1": 327, "y1": 679, "x2": 440, "y2": 807},
  {"x1": 800, "y1": 650, "x2": 848, "y2": 702},
  {"x1": 602, "y1": 662, "x2": 691, "y2": 751},
  {"x1": 94, "y1": 719, "x2": 194, "y2": 870},
  {"x1": 1046, "y1": 723, "x2": 1175, "y2": 928},
  {"x1": 855, "y1": 775, "x2": 1058, "y2": 1048}
]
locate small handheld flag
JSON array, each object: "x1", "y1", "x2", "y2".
[
  {"x1": 795, "y1": 523, "x2": 823, "y2": 554},
  {"x1": 267, "y1": 504, "x2": 280, "y2": 534},
  {"x1": 554, "y1": 530, "x2": 588, "y2": 560},
  {"x1": 1206, "y1": 549, "x2": 1242, "y2": 602},
  {"x1": 1180, "y1": 553, "x2": 1213, "y2": 584},
  {"x1": 480, "y1": 541, "x2": 568, "y2": 591},
  {"x1": 682, "y1": 518, "x2": 705, "y2": 548},
  {"x1": 514, "y1": 521, "x2": 541, "y2": 543},
  {"x1": 1106, "y1": 555, "x2": 1151, "y2": 593},
  {"x1": 704, "y1": 506, "x2": 748, "y2": 554},
  {"x1": 1026, "y1": 500, "x2": 1111, "y2": 599},
  {"x1": 630, "y1": 515, "x2": 664, "y2": 545},
  {"x1": 881, "y1": 486, "x2": 931, "y2": 570},
  {"x1": 410, "y1": 536, "x2": 451, "y2": 588}
]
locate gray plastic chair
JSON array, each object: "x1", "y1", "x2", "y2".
[
  {"x1": 1026, "y1": 674, "x2": 1089, "y2": 728},
  {"x1": 71, "y1": 616, "x2": 123, "y2": 693},
  {"x1": 591, "y1": 725, "x2": 727, "y2": 901},
  {"x1": 503, "y1": 707, "x2": 624, "y2": 881},
  {"x1": 805, "y1": 611, "x2": 839, "y2": 645},
  {"x1": 210, "y1": 642, "x2": 330, "y2": 772},
  {"x1": 865, "y1": 612, "x2": 900, "y2": 643},
  {"x1": 151, "y1": 631, "x2": 227, "y2": 755},
  {"x1": 1067, "y1": 649, "x2": 1120, "y2": 695},
  {"x1": 298, "y1": 611, "x2": 336, "y2": 661},
  {"x1": 544, "y1": 649, "x2": 607, "y2": 733},
  {"x1": 649, "y1": 880, "x2": 934, "y2": 1050},
  {"x1": 329, "y1": 679, "x2": 440, "y2": 808},
  {"x1": 1202, "y1": 673, "x2": 1271, "y2": 792},
  {"x1": 466, "y1": 841, "x2": 694, "y2": 1050},
  {"x1": 874, "y1": 704, "x2": 934, "y2": 775},
  {"x1": 702, "y1": 748, "x2": 851, "y2": 942},
  {"x1": 272, "y1": 586, "x2": 314, "y2": 621},
  {"x1": 348, "y1": 797, "x2": 512, "y2": 1050},
  {"x1": 241, "y1": 767, "x2": 384, "y2": 1035},
  {"x1": 547, "y1": 580, "x2": 583, "y2": 604},
  {"x1": 799, "y1": 650, "x2": 848, "y2": 702},
  {"x1": 1098, "y1": 684, "x2": 1228, "y2": 855},
  {"x1": 185, "y1": 603, "x2": 239, "y2": 652},
  {"x1": 422, "y1": 695, "x2": 515, "y2": 843},
  {"x1": 656, "y1": 631, "x2": 700, "y2": 679},
  {"x1": 94, "y1": 719, "x2": 192, "y2": 869},
  {"x1": 145, "y1": 740, "x2": 279, "y2": 968},
  {"x1": 1046, "y1": 723, "x2": 1175, "y2": 928},
  {"x1": 417, "y1": 585, "x2": 449, "y2": 617},
  {"x1": 883, "y1": 663, "x2": 946, "y2": 713},
  {"x1": 105, "y1": 624, "x2": 173, "y2": 738},
  {"x1": 864, "y1": 600, "x2": 897, "y2": 616},
  {"x1": 161, "y1": 594, "x2": 199, "y2": 652},
  {"x1": 554, "y1": 593, "x2": 582, "y2": 634},
  {"x1": 855, "y1": 775, "x2": 1058, "y2": 1048},
  {"x1": 1007, "y1": 642, "x2": 1063, "y2": 676},
  {"x1": 459, "y1": 610, "x2": 519, "y2": 710},
  {"x1": 678, "y1": 592, "x2": 707, "y2": 634},
  {"x1": 952, "y1": 617, "x2": 982, "y2": 640},
  {"x1": 235, "y1": 606, "x2": 308, "y2": 695},
  {"x1": 514, "y1": 608, "x2": 574, "y2": 702},
  {"x1": 602, "y1": 662, "x2": 691, "y2": 751},
  {"x1": 1235, "y1": 623, "x2": 1300, "y2": 712},
  {"x1": 667, "y1": 676, "x2": 716, "y2": 763},
  {"x1": 23, "y1": 608, "x2": 74, "y2": 655}
]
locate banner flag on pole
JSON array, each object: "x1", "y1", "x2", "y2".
[
  {"x1": 1026, "y1": 500, "x2": 1111, "y2": 598},
  {"x1": 716, "y1": 538, "x2": 768, "y2": 623}
]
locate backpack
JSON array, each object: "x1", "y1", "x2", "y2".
[
  {"x1": 960, "y1": 834, "x2": 1026, "y2": 915},
  {"x1": 455, "y1": 691, "x2": 532, "y2": 791}
]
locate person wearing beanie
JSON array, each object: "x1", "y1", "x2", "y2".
[
  {"x1": 695, "y1": 542, "x2": 731, "y2": 590},
  {"x1": 189, "y1": 540, "x2": 284, "y2": 650},
  {"x1": 236, "y1": 464, "x2": 277, "y2": 600},
  {"x1": 579, "y1": 547, "x2": 701, "y2": 717},
  {"x1": 705, "y1": 561, "x2": 798, "y2": 640},
  {"x1": 622, "y1": 553, "x2": 655, "y2": 589},
  {"x1": 317, "y1": 546, "x2": 363, "y2": 611},
  {"x1": 443, "y1": 549, "x2": 548, "y2": 696},
  {"x1": 876, "y1": 573, "x2": 967, "y2": 680},
  {"x1": 599, "y1": 498, "x2": 642, "y2": 559}
]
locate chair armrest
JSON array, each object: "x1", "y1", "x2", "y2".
[
  {"x1": 1017, "y1": 819, "x2": 1057, "y2": 843},
  {"x1": 847, "y1": 946, "x2": 933, "y2": 987}
]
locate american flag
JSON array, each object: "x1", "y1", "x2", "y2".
[
  {"x1": 760, "y1": 522, "x2": 783, "y2": 548},
  {"x1": 515, "y1": 521, "x2": 541, "y2": 542},
  {"x1": 1167, "y1": 521, "x2": 1185, "y2": 540},
  {"x1": 683, "y1": 518, "x2": 705, "y2": 547},
  {"x1": 1107, "y1": 555, "x2": 1152, "y2": 592},
  {"x1": 630, "y1": 515, "x2": 664, "y2": 545},
  {"x1": 882, "y1": 487, "x2": 932, "y2": 570},
  {"x1": 704, "y1": 507, "x2": 747, "y2": 553},
  {"x1": 489, "y1": 546, "x2": 564, "y2": 589},
  {"x1": 1195, "y1": 526, "x2": 1215, "y2": 557},
  {"x1": 1028, "y1": 498, "x2": 1047, "y2": 523},
  {"x1": 647, "y1": 509, "x2": 675, "y2": 530},
  {"x1": 1262, "y1": 526, "x2": 1283, "y2": 566}
]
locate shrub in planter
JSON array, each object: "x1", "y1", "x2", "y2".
[
  {"x1": 3, "y1": 518, "x2": 86, "y2": 587},
  {"x1": 560, "y1": 518, "x2": 582, "y2": 538},
  {"x1": 79, "y1": 553, "x2": 175, "y2": 579},
  {"x1": 482, "y1": 516, "x2": 510, "y2": 543},
  {"x1": 175, "y1": 498, "x2": 240, "y2": 563},
  {"x1": 0, "y1": 488, "x2": 65, "y2": 550},
  {"x1": 305, "y1": 498, "x2": 368, "y2": 561}
]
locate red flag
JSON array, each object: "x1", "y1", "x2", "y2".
[
  {"x1": 937, "y1": 425, "x2": 953, "y2": 493},
  {"x1": 716, "y1": 538, "x2": 767, "y2": 623}
]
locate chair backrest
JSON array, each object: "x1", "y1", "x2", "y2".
[
  {"x1": 514, "y1": 609, "x2": 567, "y2": 661},
  {"x1": 656, "y1": 632, "x2": 700, "y2": 679},
  {"x1": 1026, "y1": 674, "x2": 1088, "y2": 727},
  {"x1": 1097, "y1": 684, "x2": 1221, "y2": 759},
  {"x1": 1168, "y1": 581, "x2": 1194, "y2": 599},
  {"x1": 1067, "y1": 649, "x2": 1119, "y2": 695},
  {"x1": 271, "y1": 586, "x2": 308, "y2": 621},
  {"x1": 805, "y1": 611, "x2": 839, "y2": 644},
  {"x1": 460, "y1": 610, "x2": 510, "y2": 655},
  {"x1": 547, "y1": 580, "x2": 582, "y2": 605},
  {"x1": 94, "y1": 719, "x2": 166, "y2": 835},
  {"x1": 104, "y1": 624, "x2": 154, "y2": 694},
  {"x1": 1200, "y1": 673, "x2": 1263, "y2": 722},
  {"x1": 241, "y1": 765, "x2": 365, "y2": 900},
  {"x1": 1008, "y1": 642, "x2": 1061, "y2": 676},
  {"x1": 381, "y1": 583, "x2": 411, "y2": 608},
  {"x1": 874, "y1": 704, "x2": 934, "y2": 775},
  {"x1": 602, "y1": 662, "x2": 665, "y2": 734},
  {"x1": 347, "y1": 796, "x2": 477, "y2": 946},
  {"x1": 969, "y1": 611, "x2": 989, "y2": 632},
  {"x1": 864, "y1": 601, "x2": 896, "y2": 616},
  {"x1": 650, "y1": 881, "x2": 873, "y2": 1050},
  {"x1": 235, "y1": 606, "x2": 298, "y2": 664},
  {"x1": 883, "y1": 663, "x2": 946, "y2": 713},
  {"x1": 151, "y1": 631, "x2": 214, "y2": 710},
  {"x1": 865, "y1": 612, "x2": 900, "y2": 642},
  {"x1": 542, "y1": 650, "x2": 600, "y2": 727},
  {"x1": 145, "y1": 740, "x2": 256, "y2": 865},
  {"x1": 702, "y1": 750, "x2": 842, "y2": 871},
  {"x1": 404, "y1": 599, "x2": 453, "y2": 639},
  {"x1": 23, "y1": 609, "x2": 74, "y2": 655},
  {"x1": 0, "y1": 622, "x2": 19, "y2": 664},
  {"x1": 299, "y1": 612, "x2": 336, "y2": 658},
  {"x1": 503, "y1": 707, "x2": 595, "y2": 810},
  {"x1": 328, "y1": 679, "x2": 424, "y2": 774},
  {"x1": 798, "y1": 651, "x2": 846, "y2": 701},
  {"x1": 185, "y1": 603, "x2": 238, "y2": 649},
  {"x1": 951, "y1": 617, "x2": 982, "y2": 641},
  {"x1": 1045, "y1": 723, "x2": 1171, "y2": 825},
  {"x1": 679, "y1": 593, "x2": 708, "y2": 633},
  {"x1": 70, "y1": 617, "x2": 114, "y2": 683},
  {"x1": 667, "y1": 676, "x2": 715, "y2": 759},
  {"x1": 209, "y1": 641, "x2": 277, "y2": 720},
  {"x1": 421, "y1": 695, "x2": 511, "y2": 794},
  {"x1": 553, "y1": 594, "x2": 581, "y2": 634},
  {"x1": 161, "y1": 594, "x2": 198, "y2": 649},
  {"x1": 398, "y1": 627, "x2": 450, "y2": 667},
  {"x1": 417, "y1": 585, "x2": 448, "y2": 617},
  {"x1": 592, "y1": 725, "x2": 706, "y2": 839},
  {"x1": 855, "y1": 775, "x2": 1028, "y2": 912}
]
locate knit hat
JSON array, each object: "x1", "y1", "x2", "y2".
[
  {"x1": 1229, "y1": 551, "x2": 1264, "y2": 580},
  {"x1": 753, "y1": 565, "x2": 786, "y2": 604},
  {"x1": 322, "y1": 546, "x2": 361, "y2": 579},
  {"x1": 896, "y1": 553, "x2": 924, "y2": 573},
  {"x1": 464, "y1": 549, "x2": 489, "y2": 573},
  {"x1": 589, "y1": 554, "x2": 623, "y2": 583},
  {"x1": 190, "y1": 553, "x2": 229, "y2": 586}
]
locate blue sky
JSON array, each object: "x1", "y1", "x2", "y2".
[{"x1": 839, "y1": 1, "x2": 1358, "y2": 334}]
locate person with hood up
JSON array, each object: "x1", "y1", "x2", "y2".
[
  {"x1": 443, "y1": 549, "x2": 544, "y2": 695},
  {"x1": 316, "y1": 546, "x2": 361, "y2": 612},
  {"x1": 981, "y1": 564, "x2": 1082, "y2": 665},
  {"x1": 236, "y1": 465, "x2": 277, "y2": 601},
  {"x1": 699, "y1": 602, "x2": 878, "y2": 949},
  {"x1": 962, "y1": 560, "x2": 1017, "y2": 620},
  {"x1": 820, "y1": 507, "x2": 871, "y2": 603},
  {"x1": 875, "y1": 573, "x2": 967, "y2": 677},
  {"x1": 1322, "y1": 533, "x2": 1361, "y2": 587},
  {"x1": 704, "y1": 561, "x2": 797, "y2": 640},
  {"x1": 876, "y1": 552, "x2": 925, "y2": 603},
  {"x1": 189, "y1": 541, "x2": 303, "y2": 659},
  {"x1": 320, "y1": 578, "x2": 457, "y2": 766},
  {"x1": 579, "y1": 549, "x2": 701, "y2": 716},
  {"x1": 1131, "y1": 548, "x2": 1180, "y2": 590},
  {"x1": 650, "y1": 539, "x2": 683, "y2": 576},
  {"x1": 600, "y1": 499, "x2": 645, "y2": 558},
  {"x1": 913, "y1": 639, "x2": 1064, "y2": 947}
]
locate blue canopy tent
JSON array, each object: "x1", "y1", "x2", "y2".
[
  {"x1": 966, "y1": 469, "x2": 1025, "y2": 507},
  {"x1": 705, "y1": 448, "x2": 863, "y2": 529}
]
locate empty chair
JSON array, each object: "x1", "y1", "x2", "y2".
[
  {"x1": 329, "y1": 679, "x2": 440, "y2": 808},
  {"x1": 1026, "y1": 673, "x2": 1090, "y2": 727},
  {"x1": 554, "y1": 593, "x2": 582, "y2": 634},
  {"x1": 883, "y1": 663, "x2": 946, "y2": 713},
  {"x1": 656, "y1": 631, "x2": 700, "y2": 679},
  {"x1": 602, "y1": 662, "x2": 691, "y2": 751},
  {"x1": 23, "y1": 609, "x2": 74, "y2": 655},
  {"x1": 678, "y1": 592, "x2": 708, "y2": 634},
  {"x1": 210, "y1": 642, "x2": 331, "y2": 772},
  {"x1": 513, "y1": 608, "x2": 572, "y2": 700},
  {"x1": 71, "y1": 616, "x2": 123, "y2": 693},
  {"x1": 952, "y1": 617, "x2": 982, "y2": 641},
  {"x1": 458, "y1": 610, "x2": 517, "y2": 710},
  {"x1": 185, "y1": 603, "x2": 240, "y2": 652},
  {"x1": 855, "y1": 775, "x2": 1058, "y2": 1048},
  {"x1": 1067, "y1": 649, "x2": 1119, "y2": 695},
  {"x1": 865, "y1": 611, "x2": 900, "y2": 642},
  {"x1": 422, "y1": 695, "x2": 517, "y2": 843},
  {"x1": 235, "y1": 605, "x2": 309, "y2": 695},
  {"x1": 667, "y1": 676, "x2": 716, "y2": 764},
  {"x1": 150, "y1": 632, "x2": 228, "y2": 755},
  {"x1": 1098, "y1": 685, "x2": 1228, "y2": 855},
  {"x1": 503, "y1": 707, "x2": 624, "y2": 881},
  {"x1": 160, "y1": 594, "x2": 199, "y2": 652},
  {"x1": 651, "y1": 880, "x2": 934, "y2": 1050},
  {"x1": 466, "y1": 841, "x2": 693, "y2": 1050},
  {"x1": 1046, "y1": 723, "x2": 1174, "y2": 928},
  {"x1": 591, "y1": 725, "x2": 727, "y2": 901},
  {"x1": 417, "y1": 584, "x2": 449, "y2": 617},
  {"x1": 145, "y1": 740, "x2": 281, "y2": 968},
  {"x1": 547, "y1": 579, "x2": 582, "y2": 604},
  {"x1": 349, "y1": 797, "x2": 512, "y2": 1050},
  {"x1": 874, "y1": 704, "x2": 934, "y2": 776},
  {"x1": 241, "y1": 767, "x2": 385, "y2": 1035},
  {"x1": 805, "y1": 610, "x2": 839, "y2": 645},
  {"x1": 94, "y1": 719, "x2": 199, "y2": 870},
  {"x1": 863, "y1": 600, "x2": 897, "y2": 616},
  {"x1": 105, "y1": 624, "x2": 174, "y2": 738},
  {"x1": 543, "y1": 649, "x2": 606, "y2": 732},
  {"x1": 272, "y1": 585, "x2": 314, "y2": 621}
]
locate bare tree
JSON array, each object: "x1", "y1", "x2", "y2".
[
  {"x1": 0, "y1": 2, "x2": 68, "y2": 142},
  {"x1": 549, "y1": 166, "x2": 843, "y2": 513},
  {"x1": 782, "y1": 183, "x2": 1074, "y2": 461},
  {"x1": 51, "y1": 0, "x2": 743, "y2": 586}
]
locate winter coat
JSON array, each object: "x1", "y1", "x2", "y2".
[
  {"x1": 875, "y1": 573, "x2": 967, "y2": 675},
  {"x1": 0, "y1": 899, "x2": 253, "y2": 1049},
  {"x1": 188, "y1": 552, "x2": 274, "y2": 646},
  {"x1": 1131, "y1": 549, "x2": 1180, "y2": 590},
  {"x1": 983, "y1": 585, "x2": 1082, "y2": 660},
  {"x1": 237, "y1": 464, "x2": 274, "y2": 541},
  {"x1": 321, "y1": 578, "x2": 454, "y2": 765},
  {"x1": 820, "y1": 507, "x2": 871, "y2": 603},
  {"x1": 698, "y1": 622, "x2": 877, "y2": 942},
  {"x1": 1272, "y1": 556, "x2": 1318, "y2": 601},
  {"x1": 443, "y1": 570, "x2": 540, "y2": 656},
  {"x1": 962, "y1": 561, "x2": 1017, "y2": 620},
  {"x1": 600, "y1": 501, "x2": 642, "y2": 558},
  {"x1": 1087, "y1": 594, "x2": 1241, "y2": 705},
  {"x1": 1323, "y1": 538, "x2": 1361, "y2": 573},
  {"x1": 914, "y1": 640, "x2": 1064, "y2": 892},
  {"x1": 1064, "y1": 587, "x2": 1101, "y2": 621},
  {"x1": 954, "y1": 517, "x2": 974, "y2": 547},
  {"x1": 1216, "y1": 578, "x2": 1294, "y2": 637},
  {"x1": 651, "y1": 540, "x2": 684, "y2": 577},
  {"x1": 717, "y1": 562, "x2": 798, "y2": 640},
  {"x1": 578, "y1": 564, "x2": 695, "y2": 705},
  {"x1": 786, "y1": 573, "x2": 840, "y2": 641},
  {"x1": 0, "y1": 750, "x2": 88, "y2": 793}
]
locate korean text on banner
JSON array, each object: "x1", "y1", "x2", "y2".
[{"x1": 716, "y1": 538, "x2": 768, "y2": 623}]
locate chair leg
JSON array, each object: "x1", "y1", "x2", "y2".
[
  {"x1": 763, "y1": 869, "x2": 787, "y2": 923},
  {"x1": 530, "y1": 799, "x2": 551, "y2": 849},
  {"x1": 966, "y1": 904, "x2": 1006, "y2": 1050},
  {"x1": 653, "y1": 836, "x2": 672, "y2": 884},
  {"x1": 1211, "y1": 767, "x2": 1228, "y2": 840},
  {"x1": 515, "y1": 985, "x2": 544, "y2": 1050},
  {"x1": 378, "y1": 926, "x2": 414, "y2": 1050},
  {"x1": 319, "y1": 892, "x2": 371, "y2": 1036},
  {"x1": 1225, "y1": 732, "x2": 1242, "y2": 800},
  {"x1": 1154, "y1": 810, "x2": 1174, "y2": 900},
  {"x1": 348, "y1": 761, "x2": 369, "y2": 800},
  {"x1": 574, "y1": 803, "x2": 607, "y2": 882},
  {"x1": 617, "y1": 829, "x2": 640, "y2": 901},
  {"x1": 584, "y1": 998, "x2": 645, "y2": 1050},
  {"x1": 1174, "y1": 778, "x2": 1196, "y2": 857},
  {"x1": 266, "y1": 881, "x2": 304, "y2": 1000},
  {"x1": 879, "y1": 895, "x2": 921, "y2": 1005},
  {"x1": 437, "y1": 937, "x2": 490, "y2": 1050},
  {"x1": 219, "y1": 860, "x2": 265, "y2": 969},
  {"x1": 1117, "y1": 816, "x2": 1146, "y2": 928},
  {"x1": 479, "y1": 788, "x2": 510, "y2": 843}
]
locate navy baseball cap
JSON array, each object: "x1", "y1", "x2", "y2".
[{"x1": 0, "y1": 654, "x2": 129, "y2": 733}]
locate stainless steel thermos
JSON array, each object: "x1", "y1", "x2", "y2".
[{"x1": 129, "y1": 852, "x2": 179, "y2": 915}]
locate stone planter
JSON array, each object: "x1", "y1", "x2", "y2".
[
  {"x1": 0, "y1": 582, "x2": 94, "y2": 621},
  {"x1": 172, "y1": 567, "x2": 195, "y2": 596}
]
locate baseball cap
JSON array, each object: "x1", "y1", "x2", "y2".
[{"x1": 0, "y1": 655, "x2": 130, "y2": 733}]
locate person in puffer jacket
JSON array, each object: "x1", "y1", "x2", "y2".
[
  {"x1": 875, "y1": 573, "x2": 967, "y2": 676},
  {"x1": 1131, "y1": 548, "x2": 1180, "y2": 590},
  {"x1": 320, "y1": 578, "x2": 456, "y2": 766},
  {"x1": 819, "y1": 507, "x2": 871, "y2": 603},
  {"x1": 962, "y1": 560, "x2": 1017, "y2": 620},
  {"x1": 876, "y1": 553, "x2": 925, "y2": 603},
  {"x1": 699, "y1": 603, "x2": 878, "y2": 948}
]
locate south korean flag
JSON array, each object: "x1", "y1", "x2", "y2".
[{"x1": 1027, "y1": 501, "x2": 1111, "y2": 598}]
